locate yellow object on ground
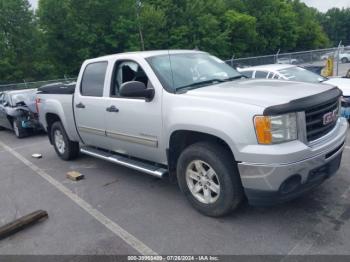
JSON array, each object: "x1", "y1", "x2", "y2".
[{"x1": 322, "y1": 57, "x2": 334, "y2": 77}]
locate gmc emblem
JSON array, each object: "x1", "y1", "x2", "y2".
[{"x1": 323, "y1": 110, "x2": 337, "y2": 125}]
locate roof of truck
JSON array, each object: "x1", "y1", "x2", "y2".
[
  {"x1": 238, "y1": 64, "x2": 295, "y2": 71},
  {"x1": 100, "y1": 49, "x2": 206, "y2": 59}
]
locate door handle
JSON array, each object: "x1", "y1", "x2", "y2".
[
  {"x1": 106, "y1": 105, "x2": 119, "y2": 113},
  {"x1": 76, "y1": 102, "x2": 85, "y2": 109}
]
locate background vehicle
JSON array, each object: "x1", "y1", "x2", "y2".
[
  {"x1": 0, "y1": 89, "x2": 42, "y2": 138},
  {"x1": 276, "y1": 57, "x2": 301, "y2": 65},
  {"x1": 238, "y1": 64, "x2": 350, "y2": 120},
  {"x1": 37, "y1": 50, "x2": 348, "y2": 217},
  {"x1": 321, "y1": 52, "x2": 350, "y2": 63}
]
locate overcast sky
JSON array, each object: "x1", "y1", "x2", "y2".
[
  {"x1": 28, "y1": 0, "x2": 350, "y2": 12},
  {"x1": 301, "y1": 0, "x2": 350, "y2": 12}
]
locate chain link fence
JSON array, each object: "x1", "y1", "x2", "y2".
[
  {"x1": 0, "y1": 78, "x2": 77, "y2": 92},
  {"x1": 2, "y1": 45, "x2": 350, "y2": 92},
  {"x1": 226, "y1": 45, "x2": 350, "y2": 77}
]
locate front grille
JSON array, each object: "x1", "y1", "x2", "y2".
[{"x1": 305, "y1": 97, "x2": 339, "y2": 142}]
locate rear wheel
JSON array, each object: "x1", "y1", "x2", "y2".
[
  {"x1": 13, "y1": 119, "x2": 28, "y2": 138},
  {"x1": 51, "y1": 121, "x2": 79, "y2": 160},
  {"x1": 177, "y1": 142, "x2": 243, "y2": 217}
]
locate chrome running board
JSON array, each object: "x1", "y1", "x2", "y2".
[{"x1": 80, "y1": 146, "x2": 167, "y2": 178}]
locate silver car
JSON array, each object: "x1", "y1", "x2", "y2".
[{"x1": 0, "y1": 89, "x2": 41, "y2": 138}]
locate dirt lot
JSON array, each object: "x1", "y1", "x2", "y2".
[{"x1": 0, "y1": 129, "x2": 350, "y2": 256}]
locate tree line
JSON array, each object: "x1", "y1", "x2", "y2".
[{"x1": 0, "y1": 0, "x2": 349, "y2": 83}]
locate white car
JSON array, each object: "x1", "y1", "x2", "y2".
[
  {"x1": 276, "y1": 58, "x2": 300, "y2": 65},
  {"x1": 321, "y1": 52, "x2": 350, "y2": 63},
  {"x1": 238, "y1": 64, "x2": 350, "y2": 119}
]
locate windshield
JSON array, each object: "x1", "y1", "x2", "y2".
[
  {"x1": 278, "y1": 66, "x2": 327, "y2": 83},
  {"x1": 147, "y1": 53, "x2": 242, "y2": 92}
]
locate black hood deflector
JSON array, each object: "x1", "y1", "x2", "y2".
[{"x1": 263, "y1": 87, "x2": 342, "y2": 116}]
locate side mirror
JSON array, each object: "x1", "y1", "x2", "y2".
[
  {"x1": 119, "y1": 81, "x2": 155, "y2": 101},
  {"x1": 3, "y1": 101, "x2": 9, "y2": 107}
]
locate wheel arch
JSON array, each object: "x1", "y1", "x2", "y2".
[
  {"x1": 6, "y1": 115, "x2": 14, "y2": 129},
  {"x1": 46, "y1": 113, "x2": 62, "y2": 144},
  {"x1": 167, "y1": 130, "x2": 236, "y2": 176}
]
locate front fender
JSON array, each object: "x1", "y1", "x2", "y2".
[{"x1": 165, "y1": 106, "x2": 259, "y2": 162}]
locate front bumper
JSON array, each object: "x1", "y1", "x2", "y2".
[{"x1": 238, "y1": 118, "x2": 348, "y2": 206}]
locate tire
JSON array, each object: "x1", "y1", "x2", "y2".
[
  {"x1": 13, "y1": 119, "x2": 28, "y2": 138},
  {"x1": 177, "y1": 141, "x2": 243, "y2": 217},
  {"x1": 341, "y1": 57, "x2": 349, "y2": 63},
  {"x1": 51, "y1": 121, "x2": 79, "y2": 160}
]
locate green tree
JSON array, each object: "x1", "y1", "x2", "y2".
[
  {"x1": 318, "y1": 7, "x2": 350, "y2": 46},
  {"x1": 0, "y1": 0, "x2": 42, "y2": 83},
  {"x1": 224, "y1": 10, "x2": 257, "y2": 57},
  {"x1": 289, "y1": 0, "x2": 330, "y2": 50},
  {"x1": 241, "y1": 0, "x2": 299, "y2": 54},
  {"x1": 1, "y1": 0, "x2": 335, "y2": 83},
  {"x1": 139, "y1": 3, "x2": 167, "y2": 50},
  {"x1": 38, "y1": 0, "x2": 140, "y2": 77}
]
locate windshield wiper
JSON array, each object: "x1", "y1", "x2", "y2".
[{"x1": 176, "y1": 79, "x2": 226, "y2": 92}]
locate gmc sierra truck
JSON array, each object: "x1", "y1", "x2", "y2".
[{"x1": 37, "y1": 50, "x2": 348, "y2": 217}]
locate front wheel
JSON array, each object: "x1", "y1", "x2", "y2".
[
  {"x1": 51, "y1": 121, "x2": 79, "y2": 160},
  {"x1": 341, "y1": 57, "x2": 349, "y2": 63},
  {"x1": 177, "y1": 142, "x2": 243, "y2": 217},
  {"x1": 13, "y1": 119, "x2": 28, "y2": 138}
]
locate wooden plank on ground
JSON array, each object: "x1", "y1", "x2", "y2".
[{"x1": 0, "y1": 210, "x2": 48, "y2": 240}]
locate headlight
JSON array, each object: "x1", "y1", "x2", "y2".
[{"x1": 254, "y1": 113, "x2": 297, "y2": 144}]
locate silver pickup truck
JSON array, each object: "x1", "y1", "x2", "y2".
[{"x1": 37, "y1": 50, "x2": 348, "y2": 217}]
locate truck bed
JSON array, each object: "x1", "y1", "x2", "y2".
[
  {"x1": 37, "y1": 91, "x2": 80, "y2": 142},
  {"x1": 38, "y1": 82, "x2": 76, "y2": 95}
]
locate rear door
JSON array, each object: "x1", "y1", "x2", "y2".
[{"x1": 74, "y1": 61, "x2": 110, "y2": 148}]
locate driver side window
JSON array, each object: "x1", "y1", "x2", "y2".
[{"x1": 111, "y1": 61, "x2": 149, "y2": 97}]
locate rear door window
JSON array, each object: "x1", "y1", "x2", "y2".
[
  {"x1": 255, "y1": 71, "x2": 268, "y2": 79},
  {"x1": 240, "y1": 71, "x2": 253, "y2": 78},
  {"x1": 81, "y1": 62, "x2": 108, "y2": 97}
]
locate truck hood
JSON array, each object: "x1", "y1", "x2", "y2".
[
  {"x1": 186, "y1": 79, "x2": 336, "y2": 108},
  {"x1": 324, "y1": 78, "x2": 350, "y2": 96}
]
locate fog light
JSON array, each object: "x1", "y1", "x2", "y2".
[{"x1": 279, "y1": 175, "x2": 301, "y2": 195}]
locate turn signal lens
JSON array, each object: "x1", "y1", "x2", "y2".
[
  {"x1": 254, "y1": 116, "x2": 272, "y2": 144},
  {"x1": 254, "y1": 113, "x2": 297, "y2": 145}
]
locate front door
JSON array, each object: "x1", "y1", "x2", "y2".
[
  {"x1": 104, "y1": 59, "x2": 164, "y2": 163},
  {"x1": 74, "y1": 61, "x2": 110, "y2": 149}
]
